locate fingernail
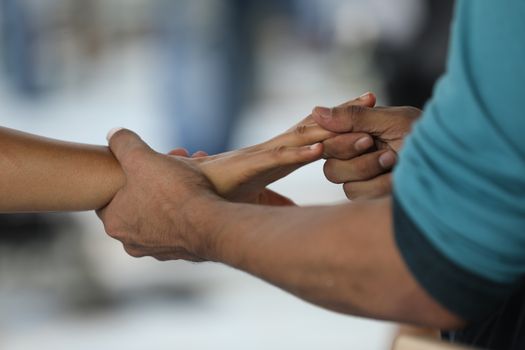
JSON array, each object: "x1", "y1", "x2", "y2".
[
  {"x1": 358, "y1": 92, "x2": 371, "y2": 100},
  {"x1": 106, "y1": 127, "x2": 124, "y2": 142},
  {"x1": 309, "y1": 142, "x2": 322, "y2": 151},
  {"x1": 379, "y1": 151, "x2": 396, "y2": 169},
  {"x1": 314, "y1": 106, "x2": 332, "y2": 119},
  {"x1": 354, "y1": 137, "x2": 373, "y2": 151}
]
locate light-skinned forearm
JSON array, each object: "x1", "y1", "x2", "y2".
[
  {"x1": 0, "y1": 127, "x2": 125, "y2": 212},
  {"x1": 190, "y1": 196, "x2": 463, "y2": 328},
  {"x1": 0, "y1": 121, "x2": 326, "y2": 212}
]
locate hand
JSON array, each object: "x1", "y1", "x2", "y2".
[
  {"x1": 167, "y1": 94, "x2": 376, "y2": 206},
  {"x1": 312, "y1": 98, "x2": 421, "y2": 200},
  {"x1": 169, "y1": 149, "x2": 298, "y2": 206},
  {"x1": 96, "y1": 129, "x2": 216, "y2": 262}
]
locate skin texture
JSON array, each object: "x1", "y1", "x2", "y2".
[
  {"x1": 1, "y1": 95, "x2": 462, "y2": 329},
  {"x1": 0, "y1": 122, "x2": 328, "y2": 212},
  {"x1": 0, "y1": 95, "x2": 373, "y2": 212},
  {"x1": 312, "y1": 99, "x2": 422, "y2": 200},
  {"x1": 96, "y1": 125, "x2": 465, "y2": 330},
  {"x1": 0, "y1": 127, "x2": 125, "y2": 212}
]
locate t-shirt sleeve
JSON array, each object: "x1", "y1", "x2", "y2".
[
  {"x1": 392, "y1": 0, "x2": 525, "y2": 322},
  {"x1": 393, "y1": 195, "x2": 518, "y2": 321}
]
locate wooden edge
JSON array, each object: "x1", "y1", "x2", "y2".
[{"x1": 393, "y1": 335, "x2": 481, "y2": 350}]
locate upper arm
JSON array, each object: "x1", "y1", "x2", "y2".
[{"x1": 387, "y1": 0, "x2": 525, "y2": 327}]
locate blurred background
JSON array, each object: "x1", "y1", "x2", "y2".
[{"x1": 0, "y1": 0, "x2": 453, "y2": 349}]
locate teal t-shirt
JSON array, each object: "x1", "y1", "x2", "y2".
[{"x1": 393, "y1": 0, "x2": 525, "y2": 322}]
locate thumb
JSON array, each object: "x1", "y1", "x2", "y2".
[
  {"x1": 312, "y1": 92, "x2": 381, "y2": 133},
  {"x1": 106, "y1": 127, "x2": 153, "y2": 163}
]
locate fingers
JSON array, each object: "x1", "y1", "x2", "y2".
[
  {"x1": 286, "y1": 114, "x2": 315, "y2": 132},
  {"x1": 257, "y1": 189, "x2": 296, "y2": 206},
  {"x1": 322, "y1": 133, "x2": 374, "y2": 160},
  {"x1": 192, "y1": 151, "x2": 208, "y2": 158},
  {"x1": 257, "y1": 93, "x2": 377, "y2": 156},
  {"x1": 200, "y1": 143, "x2": 324, "y2": 189},
  {"x1": 312, "y1": 93, "x2": 392, "y2": 134},
  {"x1": 337, "y1": 91, "x2": 376, "y2": 109},
  {"x1": 266, "y1": 123, "x2": 336, "y2": 149},
  {"x1": 323, "y1": 149, "x2": 397, "y2": 184},
  {"x1": 106, "y1": 128, "x2": 153, "y2": 164},
  {"x1": 233, "y1": 143, "x2": 323, "y2": 179},
  {"x1": 168, "y1": 148, "x2": 190, "y2": 157},
  {"x1": 168, "y1": 149, "x2": 208, "y2": 159},
  {"x1": 261, "y1": 142, "x2": 323, "y2": 168},
  {"x1": 342, "y1": 173, "x2": 392, "y2": 200},
  {"x1": 311, "y1": 92, "x2": 377, "y2": 133},
  {"x1": 167, "y1": 148, "x2": 209, "y2": 158}
]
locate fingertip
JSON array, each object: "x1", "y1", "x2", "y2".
[
  {"x1": 378, "y1": 150, "x2": 397, "y2": 169},
  {"x1": 358, "y1": 92, "x2": 371, "y2": 100},
  {"x1": 309, "y1": 142, "x2": 323, "y2": 155},
  {"x1": 192, "y1": 151, "x2": 209, "y2": 158},
  {"x1": 309, "y1": 142, "x2": 322, "y2": 150},
  {"x1": 354, "y1": 136, "x2": 374, "y2": 152},
  {"x1": 299, "y1": 143, "x2": 323, "y2": 162},
  {"x1": 357, "y1": 91, "x2": 376, "y2": 104},
  {"x1": 106, "y1": 128, "x2": 150, "y2": 162},
  {"x1": 168, "y1": 148, "x2": 190, "y2": 157},
  {"x1": 106, "y1": 127, "x2": 124, "y2": 142},
  {"x1": 368, "y1": 92, "x2": 377, "y2": 107}
]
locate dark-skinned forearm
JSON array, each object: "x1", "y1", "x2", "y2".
[
  {"x1": 198, "y1": 199, "x2": 398, "y2": 318},
  {"x1": 191, "y1": 197, "x2": 463, "y2": 328}
]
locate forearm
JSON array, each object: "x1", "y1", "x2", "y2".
[
  {"x1": 199, "y1": 199, "x2": 401, "y2": 318},
  {"x1": 0, "y1": 127, "x2": 124, "y2": 212},
  {"x1": 192, "y1": 197, "x2": 462, "y2": 328}
]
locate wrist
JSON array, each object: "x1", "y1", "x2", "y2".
[{"x1": 179, "y1": 192, "x2": 229, "y2": 262}]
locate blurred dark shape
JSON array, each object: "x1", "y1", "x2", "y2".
[
  {"x1": 0, "y1": 214, "x2": 60, "y2": 245},
  {"x1": 0, "y1": 213, "x2": 106, "y2": 308},
  {"x1": 374, "y1": 0, "x2": 455, "y2": 109}
]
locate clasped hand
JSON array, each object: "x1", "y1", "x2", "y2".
[{"x1": 96, "y1": 93, "x2": 420, "y2": 261}]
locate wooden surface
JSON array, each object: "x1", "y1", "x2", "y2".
[{"x1": 393, "y1": 335, "x2": 480, "y2": 350}]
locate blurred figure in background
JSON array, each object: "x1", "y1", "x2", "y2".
[
  {"x1": 156, "y1": 0, "x2": 338, "y2": 155},
  {"x1": 155, "y1": 0, "x2": 453, "y2": 155},
  {"x1": 156, "y1": 0, "x2": 257, "y2": 155},
  {"x1": 1, "y1": 0, "x2": 40, "y2": 96}
]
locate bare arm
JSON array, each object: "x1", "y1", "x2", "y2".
[
  {"x1": 0, "y1": 126, "x2": 124, "y2": 212},
  {"x1": 0, "y1": 96, "x2": 375, "y2": 213},
  {"x1": 196, "y1": 197, "x2": 464, "y2": 329},
  {"x1": 0, "y1": 122, "x2": 330, "y2": 212},
  {"x1": 95, "y1": 129, "x2": 465, "y2": 329}
]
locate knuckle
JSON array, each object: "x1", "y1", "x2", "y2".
[
  {"x1": 293, "y1": 124, "x2": 308, "y2": 137},
  {"x1": 124, "y1": 245, "x2": 143, "y2": 258},
  {"x1": 270, "y1": 145, "x2": 288, "y2": 162},
  {"x1": 345, "y1": 105, "x2": 365, "y2": 128},
  {"x1": 104, "y1": 219, "x2": 122, "y2": 239}
]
